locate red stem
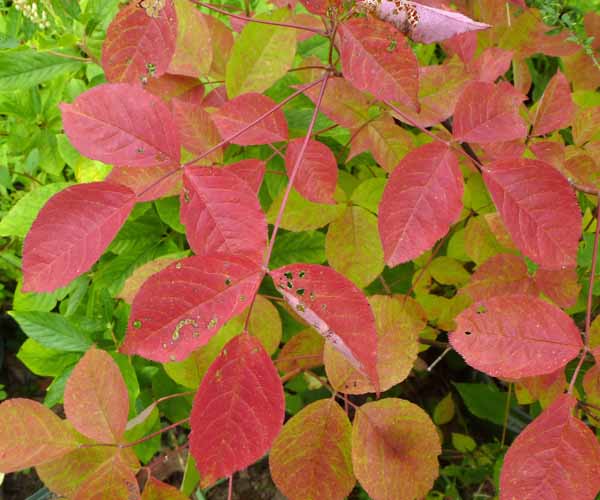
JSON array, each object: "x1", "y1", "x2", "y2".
[{"x1": 190, "y1": 0, "x2": 327, "y2": 34}]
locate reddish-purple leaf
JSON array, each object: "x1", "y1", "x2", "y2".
[
  {"x1": 23, "y1": 182, "x2": 135, "y2": 293},
  {"x1": 500, "y1": 394, "x2": 600, "y2": 500},
  {"x1": 270, "y1": 264, "x2": 379, "y2": 389},
  {"x1": 189, "y1": 334, "x2": 284, "y2": 485},
  {"x1": 469, "y1": 48, "x2": 514, "y2": 83},
  {"x1": 181, "y1": 167, "x2": 267, "y2": 265},
  {"x1": 64, "y1": 348, "x2": 129, "y2": 444},
  {"x1": 483, "y1": 158, "x2": 581, "y2": 269},
  {"x1": 106, "y1": 165, "x2": 182, "y2": 202},
  {"x1": 379, "y1": 142, "x2": 463, "y2": 266},
  {"x1": 531, "y1": 71, "x2": 575, "y2": 136},
  {"x1": 211, "y1": 92, "x2": 288, "y2": 145},
  {"x1": 120, "y1": 255, "x2": 262, "y2": 362},
  {"x1": 102, "y1": 1, "x2": 177, "y2": 84},
  {"x1": 449, "y1": 294, "x2": 583, "y2": 378},
  {"x1": 0, "y1": 399, "x2": 78, "y2": 472},
  {"x1": 285, "y1": 138, "x2": 338, "y2": 204},
  {"x1": 269, "y1": 399, "x2": 355, "y2": 500},
  {"x1": 222, "y1": 159, "x2": 265, "y2": 193},
  {"x1": 361, "y1": 0, "x2": 490, "y2": 44},
  {"x1": 453, "y1": 81, "x2": 527, "y2": 143},
  {"x1": 60, "y1": 83, "x2": 181, "y2": 167},
  {"x1": 339, "y1": 17, "x2": 419, "y2": 111},
  {"x1": 172, "y1": 100, "x2": 222, "y2": 163}
]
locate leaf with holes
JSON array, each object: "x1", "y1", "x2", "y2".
[
  {"x1": 212, "y1": 92, "x2": 288, "y2": 145},
  {"x1": 378, "y1": 142, "x2": 463, "y2": 266},
  {"x1": 23, "y1": 182, "x2": 135, "y2": 293},
  {"x1": 120, "y1": 254, "x2": 262, "y2": 362},
  {"x1": 60, "y1": 83, "x2": 181, "y2": 167},
  {"x1": 270, "y1": 264, "x2": 379, "y2": 389},
  {"x1": 64, "y1": 348, "x2": 129, "y2": 444},
  {"x1": 453, "y1": 81, "x2": 527, "y2": 143},
  {"x1": 269, "y1": 399, "x2": 354, "y2": 500},
  {"x1": 181, "y1": 166, "x2": 267, "y2": 265},
  {"x1": 339, "y1": 17, "x2": 419, "y2": 111},
  {"x1": 102, "y1": 0, "x2": 176, "y2": 84},
  {"x1": 0, "y1": 399, "x2": 78, "y2": 472},
  {"x1": 189, "y1": 334, "x2": 284, "y2": 485},
  {"x1": 483, "y1": 158, "x2": 581, "y2": 269},
  {"x1": 449, "y1": 294, "x2": 582, "y2": 378},
  {"x1": 531, "y1": 71, "x2": 574, "y2": 136},
  {"x1": 361, "y1": 0, "x2": 490, "y2": 44},
  {"x1": 352, "y1": 398, "x2": 441, "y2": 500},
  {"x1": 285, "y1": 138, "x2": 337, "y2": 204},
  {"x1": 500, "y1": 394, "x2": 600, "y2": 500}
]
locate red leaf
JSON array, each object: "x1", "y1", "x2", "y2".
[
  {"x1": 298, "y1": 0, "x2": 328, "y2": 14},
  {"x1": 453, "y1": 81, "x2": 527, "y2": 143},
  {"x1": 64, "y1": 348, "x2": 129, "y2": 444},
  {"x1": 362, "y1": 0, "x2": 490, "y2": 44},
  {"x1": 172, "y1": 100, "x2": 222, "y2": 163},
  {"x1": 461, "y1": 254, "x2": 536, "y2": 302},
  {"x1": 531, "y1": 71, "x2": 574, "y2": 136},
  {"x1": 23, "y1": 182, "x2": 135, "y2": 293},
  {"x1": 442, "y1": 31, "x2": 478, "y2": 64},
  {"x1": 530, "y1": 140, "x2": 564, "y2": 170},
  {"x1": 469, "y1": 48, "x2": 514, "y2": 83},
  {"x1": 181, "y1": 167, "x2": 267, "y2": 265},
  {"x1": 449, "y1": 294, "x2": 582, "y2": 378},
  {"x1": 222, "y1": 159, "x2": 265, "y2": 193},
  {"x1": 339, "y1": 17, "x2": 419, "y2": 111},
  {"x1": 483, "y1": 158, "x2": 581, "y2": 269},
  {"x1": 60, "y1": 83, "x2": 181, "y2": 167},
  {"x1": 534, "y1": 266, "x2": 581, "y2": 309},
  {"x1": 189, "y1": 334, "x2": 284, "y2": 485},
  {"x1": 0, "y1": 399, "x2": 78, "y2": 472},
  {"x1": 102, "y1": 1, "x2": 177, "y2": 84},
  {"x1": 120, "y1": 255, "x2": 262, "y2": 362},
  {"x1": 211, "y1": 92, "x2": 288, "y2": 145},
  {"x1": 378, "y1": 142, "x2": 463, "y2": 266},
  {"x1": 500, "y1": 394, "x2": 600, "y2": 500},
  {"x1": 106, "y1": 165, "x2": 182, "y2": 202},
  {"x1": 269, "y1": 399, "x2": 355, "y2": 500},
  {"x1": 285, "y1": 138, "x2": 338, "y2": 204},
  {"x1": 270, "y1": 264, "x2": 379, "y2": 389}
]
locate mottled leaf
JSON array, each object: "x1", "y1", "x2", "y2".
[
  {"x1": 172, "y1": 100, "x2": 222, "y2": 163},
  {"x1": 276, "y1": 329, "x2": 324, "y2": 374},
  {"x1": 117, "y1": 256, "x2": 181, "y2": 304},
  {"x1": 142, "y1": 477, "x2": 188, "y2": 499},
  {"x1": 270, "y1": 399, "x2": 354, "y2": 500},
  {"x1": 106, "y1": 166, "x2": 182, "y2": 202},
  {"x1": 23, "y1": 182, "x2": 135, "y2": 292},
  {"x1": 449, "y1": 294, "x2": 583, "y2": 378},
  {"x1": 534, "y1": 266, "x2": 580, "y2": 309},
  {"x1": 189, "y1": 334, "x2": 284, "y2": 484}
]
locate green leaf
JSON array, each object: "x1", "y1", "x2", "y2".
[
  {"x1": 350, "y1": 178, "x2": 386, "y2": 214},
  {"x1": 270, "y1": 230, "x2": 326, "y2": 268},
  {"x1": 453, "y1": 383, "x2": 508, "y2": 426},
  {"x1": 226, "y1": 8, "x2": 297, "y2": 98},
  {"x1": 10, "y1": 311, "x2": 93, "y2": 352},
  {"x1": 0, "y1": 182, "x2": 71, "y2": 237},
  {"x1": 0, "y1": 50, "x2": 83, "y2": 91},
  {"x1": 17, "y1": 339, "x2": 81, "y2": 377},
  {"x1": 433, "y1": 393, "x2": 455, "y2": 425},
  {"x1": 155, "y1": 196, "x2": 185, "y2": 233},
  {"x1": 451, "y1": 432, "x2": 476, "y2": 453}
]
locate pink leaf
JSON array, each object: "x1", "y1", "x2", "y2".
[
  {"x1": 534, "y1": 266, "x2": 581, "y2": 309},
  {"x1": 270, "y1": 264, "x2": 379, "y2": 389},
  {"x1": 483, "y1": 158, "x2": 581, "y2": 269},
  {"x1": 531, "y1": 71, "x2": 574, "y2": 136},
  {"x1": 222, "y1": 159, "x2": 265, "y2": 193},
  {"x1": 64, "y1": 348, "x2": 129, "y2": 444},
  {"x1": 285, "y1": 138, "x2": 338, "y2": 204},
  {"x1": 102, "y1": 1, "x2": 177, "y2": 84},
  {"x1": 189, "y1": 334, "x2": 284, "y2": 485},
  {"x1": 106, "y1": 166, "x2": 182, "y2": 202},
  {"x1": 500, "y1": 394, "x2": 600, "y2": 500},
  {"x1": 120, "y1": 255, "x2": 262, "y2": 362},
  {"x1": 378, "y1": 142, "x2": 463, "y2": 266},
  {"x1": 172, "y1": 100, "x2": 222, "y2": 163},
  {"x1": 449, "y1": 294, "x2": 582, "y2": 378},
  {"x1": 181, "y1": 167, "x2": 267, "y2": 265},
  {"x1": 23, "y1": 182, "x2": 135, "y2": 293},
  {"x1": 453, "y1": 81, "x2": 527, "y2": 143},
  {"x1": 361, "y1": 0, "x2": 490, "y2": 44},
  {"x1": 339, "y1": 17, "x2": 419, "y2": 111},
  {"x1": 211, "y1": 92, "x2": 288, "y2": 145},
  {"x1": 60, "y1": 83, "x2": 181, "y2": 167},
  {"x1": 442, "y1": 31, "x2": 478, "y2": 64},
  {"x1": 469, "y1": 48, "x2": 514, "y2": 83}
]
